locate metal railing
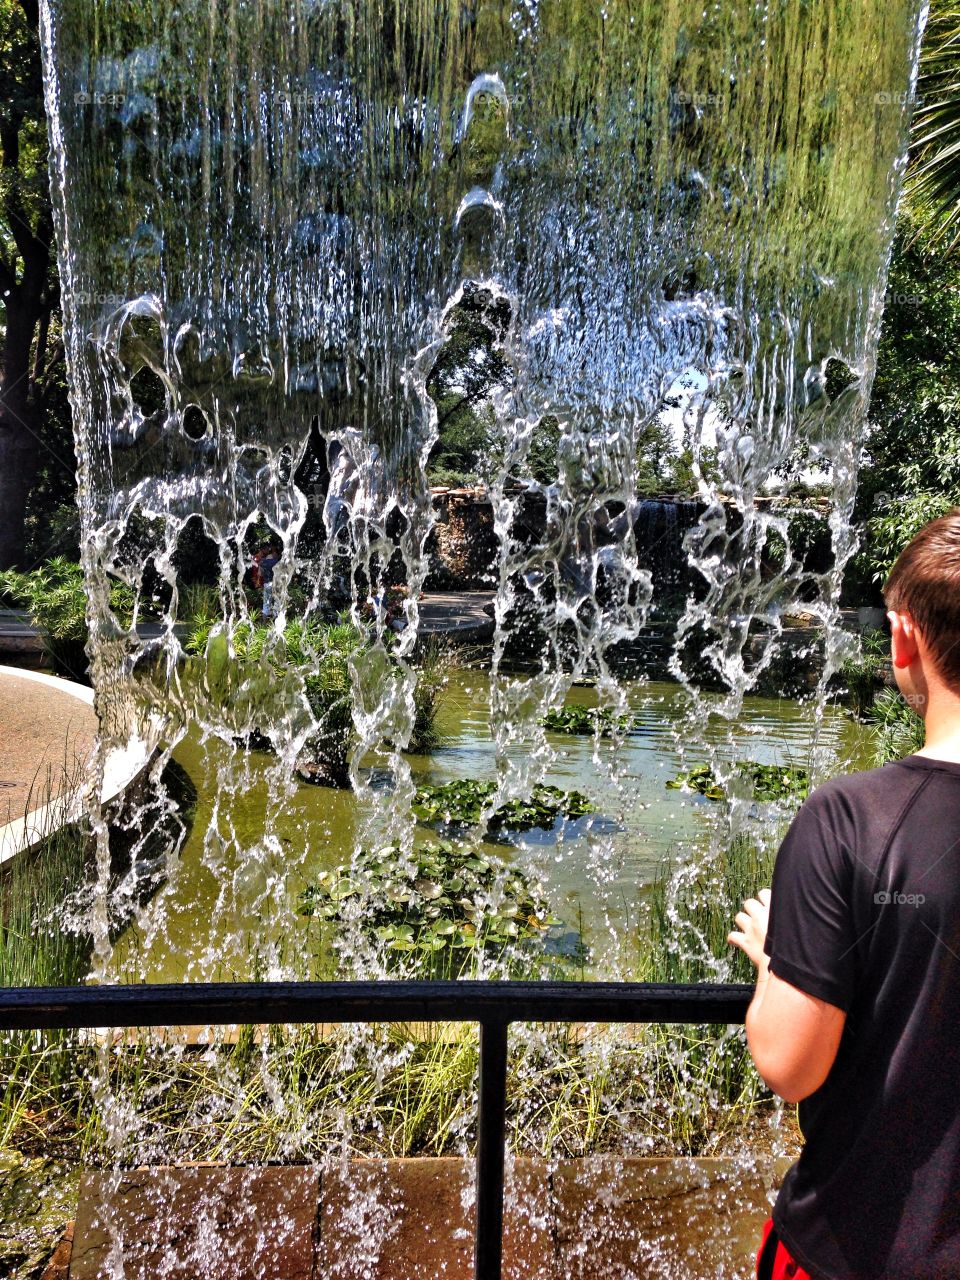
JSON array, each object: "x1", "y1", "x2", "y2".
[{"x1": 0, "y1": 980, "x2": 753, "y2": 1280}]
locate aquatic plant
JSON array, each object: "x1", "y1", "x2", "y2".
[
  {"x1": 298, "y1": 839, "x2": 555, "y2": 977},
  {"x1": 414, "y1": 778, "x2": 595, "y2": 832},
  {"x1": 633, "y1": 833, "x2": 779, "y2": 1150},
  {"x1": 666, "y1": 762, "x2": 809, "y2": 804},
  {"x1": 540, "y1": 705, "x2": 635, "y2": 736}
]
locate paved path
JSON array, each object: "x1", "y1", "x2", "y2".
[
  {"x1": 0, "y1": 671, "x2": 97, "y2": 827},
  {"x1": 0, "y1": 667, "x2": 157, "y2": 861}
]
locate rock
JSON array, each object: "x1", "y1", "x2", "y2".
[{"x1": 0, "y1": 1151, "x2": 80, "y2": 1280}]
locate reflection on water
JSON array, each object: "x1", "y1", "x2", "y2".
[{"x1": 115, "y1": 672, "x2": 869, "y2": 982}]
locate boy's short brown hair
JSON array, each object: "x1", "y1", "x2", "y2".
[{"x1": 883, "y1": 509, "x2": 960, "y2": 691}]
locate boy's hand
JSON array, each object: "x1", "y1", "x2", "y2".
[{"x1": 728, "y1": 888, "x2": 772, "y2": 970}]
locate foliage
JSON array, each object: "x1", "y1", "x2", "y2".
[
  {"x1": 541, "y1": 704, "x2": 634, "y2": 736},
  {"x1": 866, "y1": 491, "x2": 956, "y2": 585},
  {"x1": 426, "y1": 283, "x2": 511, "y2": 486},
  {"x1": 868, "y1": 688, "x2": 926, "y2": 766},
  {"x1": 177, "y1": 581, "x2": 220, "y2": 634},
  {"x1": 414, "y1": 778, "x2": 596, "y2": 832},
  {"x1": 298, "y1": 840, "x2": 556, "y2": 977},
  {"x1": 0, "y1": 0, "x2": 65, "y2": 570},
  {"x1": 906, "y1": 0, "x2": 960, "y2": 251},
  {"x1": 0, "y1": 558, "x2": 134, "y2": 678},
  {"x1": 628, "y1": 833, "x2": 779, "y2": 1149},
  {"x1": 0, "y1": 823, "x2": 90, "y2": 991},
  {"x1": 666, "y1": 761, "x2": 809, "y2": 804},
  {"x1": 854, "y1": 213, "x2": 960, "y2": 588}
]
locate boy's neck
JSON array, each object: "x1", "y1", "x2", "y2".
[{"x1": 917, "y1": 684, "x2": 960, "y2": 764}]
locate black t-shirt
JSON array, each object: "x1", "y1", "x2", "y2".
[{"x1": 765, "y1": 755, "x2": 960, "y2": 1279}]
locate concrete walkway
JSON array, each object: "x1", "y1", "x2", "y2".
[
  {"x1": 0, "y1": 671, "x2": 97, "y2": 828},
  {"x1": 0, "y1": 667, "x2": 156, "y2": 862}
]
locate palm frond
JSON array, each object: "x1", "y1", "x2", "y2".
[{"x1": 907, "y1": 5, "x2": 960, "y2": 249}]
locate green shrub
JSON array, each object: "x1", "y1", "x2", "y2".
[
  {"x1": 838, "y1": 630, "x2": 888, "y2": 718},
  {"x1": 0, "y1": 558, "x2": 134, "y2": 680}
]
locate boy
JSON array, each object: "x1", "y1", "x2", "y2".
[
  {"x1": 257, "y1": 542, "x2": 281, "y2": 619},
  {"x1": 729, "y1": 510, "x2": 960, "y2": 1279}
]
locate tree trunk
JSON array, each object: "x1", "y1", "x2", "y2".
[
  {"x1": 0, "y1": 431, "x2": 40, "y2": 570},
  {"x1": 0, "y1": 295, "x2": 43, "y2": 569}
]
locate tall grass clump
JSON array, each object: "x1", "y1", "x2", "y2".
[
  {"x1": 0, "y1": 773, "x2": 93, "y2": 1155},
  {"x1": 868, "y1": 687, "x2": 926, "y2": 764},
  {"x1": 632, "y1": 833, "x2": 778, "y2": 1152},
  {"x1": 186, "y1": 614, "x2": 367, "y2": 786},
  {"x1": 408, "y1": 637, "x2": 455, "y2": 754}
]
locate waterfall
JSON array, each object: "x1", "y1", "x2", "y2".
[{"x1": 35, "y1": 0, "x2": 925, "y2": 1249}]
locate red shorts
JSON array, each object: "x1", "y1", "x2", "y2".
[{"x1": 756, "y1": 1218, "x2": 812, "y2": 1280}]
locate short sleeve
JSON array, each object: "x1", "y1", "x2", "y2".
[{"x1": 763, "y1": 788, "x2": 858, "y2": 1012}]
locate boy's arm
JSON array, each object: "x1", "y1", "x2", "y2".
[{"x1": 730, "y1": 890, "x2": 847, "y2": 1104}]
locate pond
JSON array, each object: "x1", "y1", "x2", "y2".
[{"x1": 112, "y1": 670, "x2": 870, "y2": 984}]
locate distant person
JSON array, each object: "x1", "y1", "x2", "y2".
[
  {"x1": 729, "y1": 510, "x2": 960, "y2": 1279},
  {"x1": 256, "y1": 542, "x2": 281, "y2": 620}
]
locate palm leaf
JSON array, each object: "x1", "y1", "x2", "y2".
[{"x1": 907, "y1": 4, "x2": 960, "y2": 249}]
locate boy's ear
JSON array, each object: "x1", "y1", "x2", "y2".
[{"x1": 887, "y1": 610, "x2": 919, "y2": 669}]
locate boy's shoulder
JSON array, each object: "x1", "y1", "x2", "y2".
[
  {"x1": 803, "y1": 757, "x2": 931, "y2": 829},
  {"x1": 810, "y1": 759, "x2": 913, "y2": 804},
  {"x1": 809, "y1": 755, "x2": 958, "y2": 808}
]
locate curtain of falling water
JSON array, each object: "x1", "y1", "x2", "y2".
[{"x1": 37, "y1": 0, "x2": 924, "y2": 1248}]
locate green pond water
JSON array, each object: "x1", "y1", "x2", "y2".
[{"x1": 113, "y1": 671, "x2": 870, "y2": 984}]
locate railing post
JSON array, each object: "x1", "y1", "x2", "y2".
[{"x1": 475, "y1": 1018, "x2": 509, "y2": 1280}]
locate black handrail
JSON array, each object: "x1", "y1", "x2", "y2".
[{"x1": 0, "y1": 980, "x2": 753, "y2": 1280}]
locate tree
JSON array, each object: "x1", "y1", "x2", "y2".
[
  {"x1": 0, "y1": 0, "x2": 62, "y2": 569},
  {"x1": 852, "y1": 211, "x2": 960, "y2": 587}
]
